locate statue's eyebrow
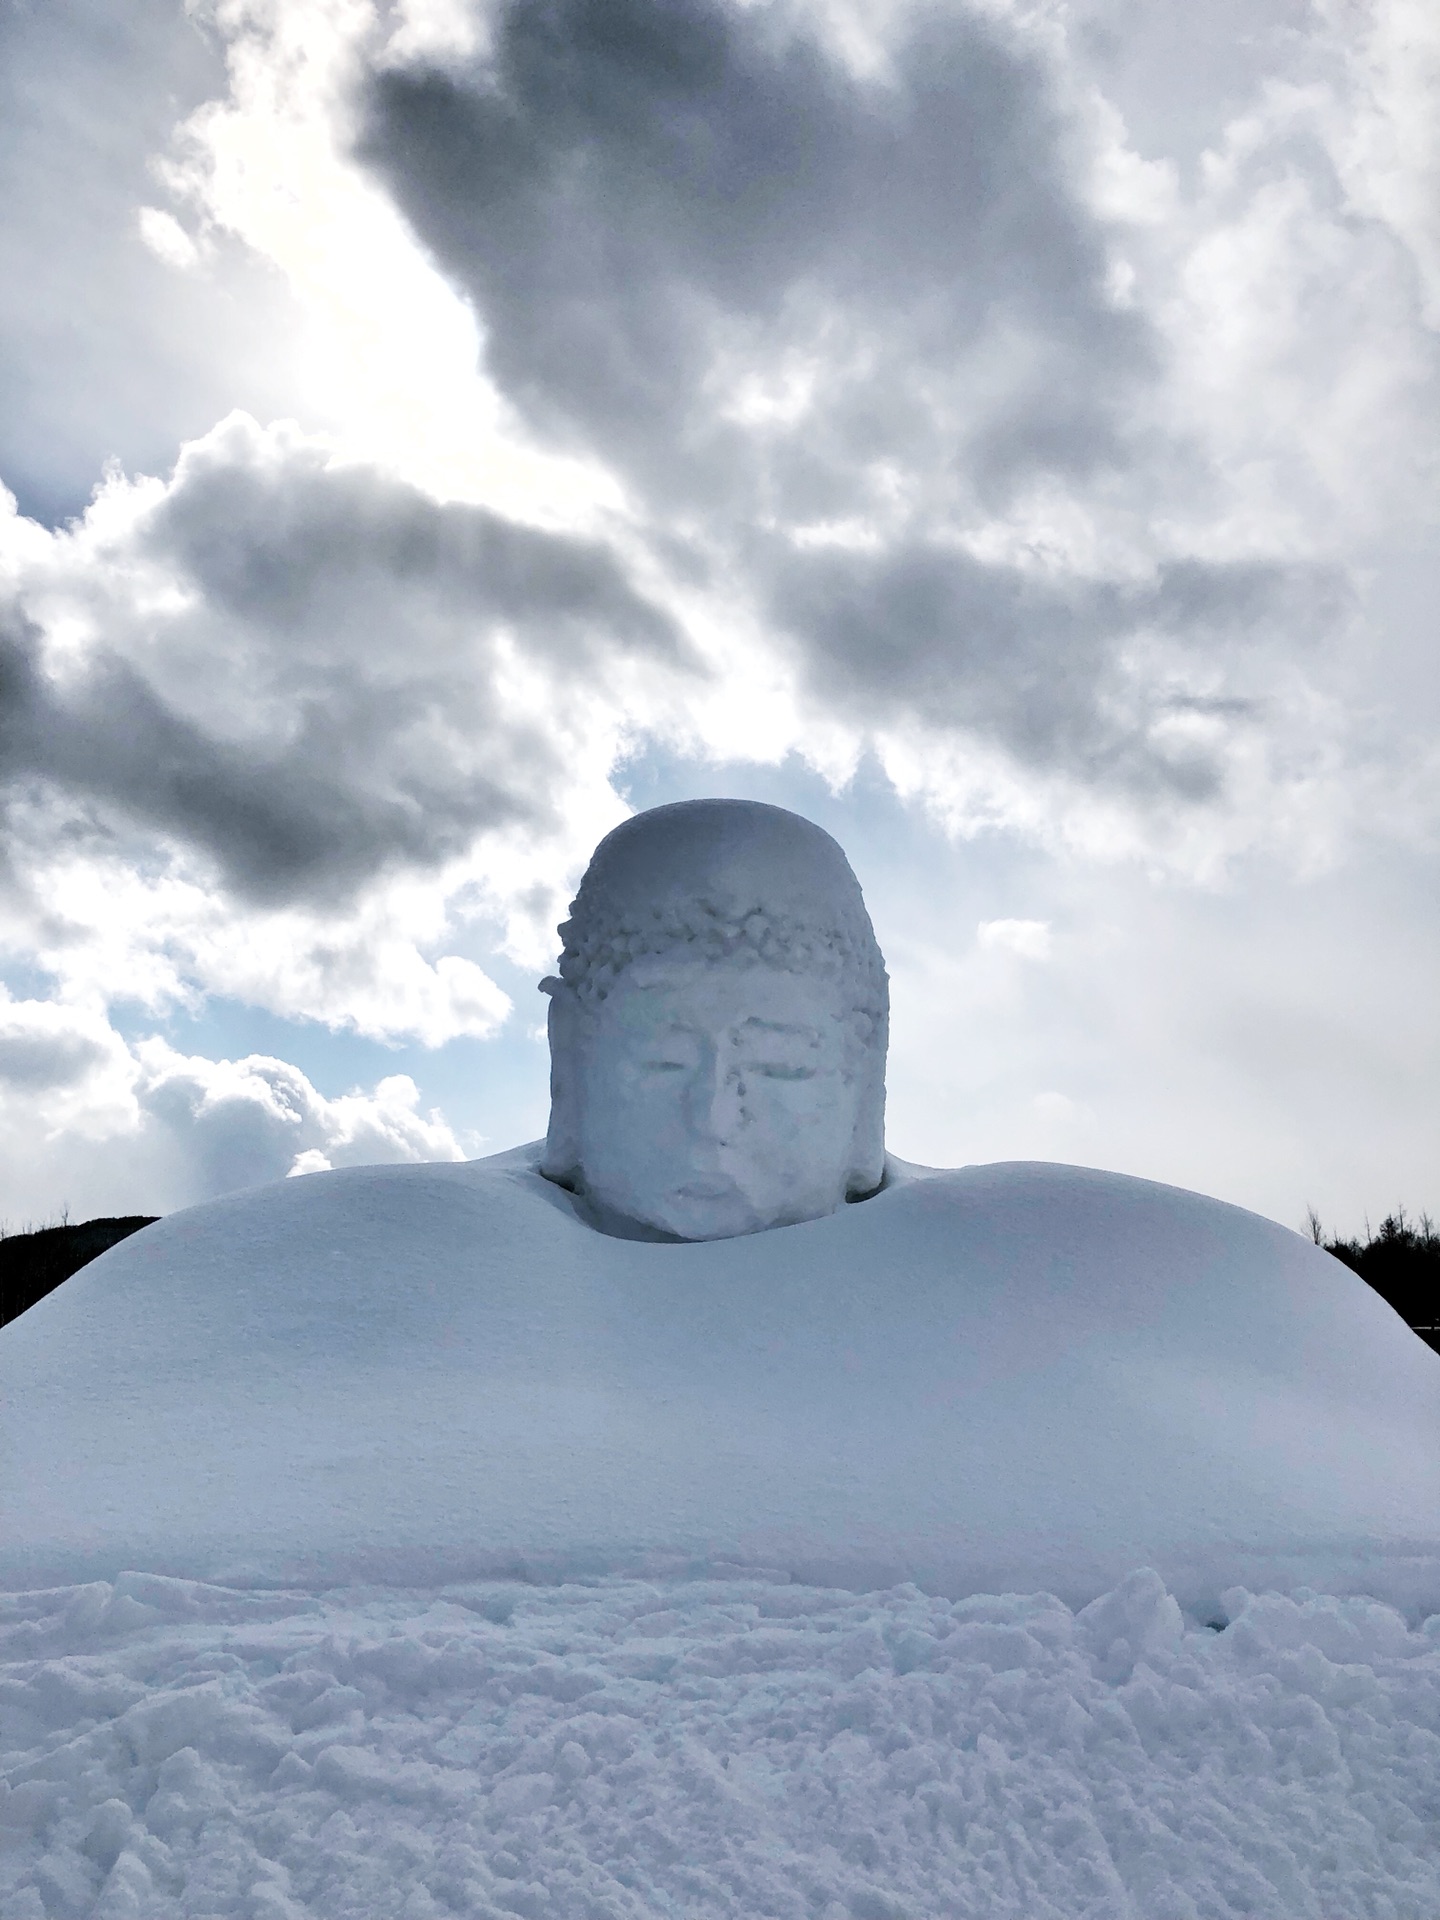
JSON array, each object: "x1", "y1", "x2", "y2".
[{"x1": 740, "y1": 1018, "x2": 819, "y2": 1037}]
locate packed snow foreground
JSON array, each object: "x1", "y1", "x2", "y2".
[
  {"x1": 3, "y1": 1568, "x2": 1439, "y2": 1920},
  {"x1": 3, "y1": 803, "x2": 1438, "y2": 1915}
]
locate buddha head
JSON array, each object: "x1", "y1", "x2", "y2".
[{"x1": 540, "y1": 799, "x2": 889, "y2": 1241}]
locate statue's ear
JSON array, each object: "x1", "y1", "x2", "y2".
[
  {"x1": 845, "y1": 1007, "x2": 888, "y2": 1199},
  {"x1": 540, "y1": 978, "x2": 584, "y2": 1187}
]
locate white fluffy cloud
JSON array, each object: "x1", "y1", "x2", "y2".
[
  {"x1": 0, "y1": 990, "x2": 466, "y2": 1223},
  {"x1": 131, "y1": 1038, "x2": 468, "y2": 1194}
]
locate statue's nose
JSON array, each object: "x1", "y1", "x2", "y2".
[{"x1": 688, "y1": 1053, "x2": 745, "y2": 1143}]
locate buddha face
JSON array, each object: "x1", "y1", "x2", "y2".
[{"x1": 572, "y1": 957, "x2": 863, "y2": 1240}]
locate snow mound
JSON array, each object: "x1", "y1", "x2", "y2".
[
  {"x1": 2, "y1": 1569, "x2": 1438, "y2": 1919},
  {"x1": 2, "y1": 1150, "x2": 1437, "y2": 1611}
]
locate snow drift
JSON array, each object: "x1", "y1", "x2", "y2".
[{"x1": 3, "y1": 1568, "x2": 1438, "y2": 1919}]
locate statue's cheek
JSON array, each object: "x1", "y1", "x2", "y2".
[{"x1": 751, "y1": 1084, "x2": 839, "y2": 1134}]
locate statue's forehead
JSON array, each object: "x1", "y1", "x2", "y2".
[{"x1": 595, "y1": 954, "x2": 844, "y2": 1018}]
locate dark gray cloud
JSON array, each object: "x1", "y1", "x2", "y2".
[
  {"x1": 0, "y1": 429, "x2": 692, "y2": 903},
  {"x1": 143, "y1": 435, "x2": 681, "y2": 665},
  {"x1": 357, "y1": 0, "x2": 1340, "y2": 806},
  {"x1": 767, "y1": 542, "x2": 1347, "y2": 795},
  {"x1": 360, "y1": 0, "x2": 1149, "y2": 515},
  {"x1": 0, "y1": 612, "x2": 516, "y2": 900},
  {"x1": 0, "y1": 0, "x2": 296, "y2": 525}
]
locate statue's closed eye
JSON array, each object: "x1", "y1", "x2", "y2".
[{"x1": 753, "y1": 1063, "x2": 817, "y2": 1080}]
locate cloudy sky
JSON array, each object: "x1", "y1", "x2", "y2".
[{"x1": 1, "y1": 0, "x2": 1435, "y2": 1234}]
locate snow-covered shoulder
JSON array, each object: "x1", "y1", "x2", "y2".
[{"x1": 2, "y1": 1149, "x2": 1436, "y2": 1615}]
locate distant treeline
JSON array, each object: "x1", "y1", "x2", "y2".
[
  {"x1": 1, "y1": 1217, "x2": 158, "y2": 1331},
  {"x1": 1310, "y1": 1209, "x2": 1440, "y2": 1354},
  {"x1": 2, "y1": 1207, "x2": 1438, "y2": 1350}
]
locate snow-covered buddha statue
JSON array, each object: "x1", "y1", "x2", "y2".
[
  {"x1": 2, "y1": 802, "x2": 1437, "y2": 1614},
  {"x1": 538, "y1": 800, "x2": 888, "y2": 1242}
]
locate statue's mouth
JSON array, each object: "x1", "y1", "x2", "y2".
[{"x1": 673, "y1": 1178, "x2": 743, "y2": 1201}]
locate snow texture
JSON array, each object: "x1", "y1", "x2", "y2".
[
  {"x1": 2, "y1": 1567, "x2": 1439, "y2": 1919},
  {"x1": 2, "y1": 1148, "x2": 1437, "y2": 1615}
]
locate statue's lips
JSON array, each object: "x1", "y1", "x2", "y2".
[{"x1": 672, "y1": 1178, "x2": 743, "y2": 1201}]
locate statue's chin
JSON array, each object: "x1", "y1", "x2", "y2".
[
  {"x1": 583, "y1": 1186, "x2": 766, "y2": 1244},
  {"x1": 656, "y1": 1180, "x2": 768, "y2": 1241},
  {"x1": 571, "y1": 1175, "x2": 845, "y2": 1244}
]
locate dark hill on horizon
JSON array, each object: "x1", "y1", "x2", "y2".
[{"x1": 1, "y1": 1217, "x2": 158, "y2": 1331}]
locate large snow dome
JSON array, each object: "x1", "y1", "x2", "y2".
[{"x1": 2, "y1": 1147, "x2": 1437, "y2": 1616}]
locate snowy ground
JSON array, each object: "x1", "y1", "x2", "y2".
[{"x1": 3, "y1": 1569, "x2": 1438, "y2": 1920}]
